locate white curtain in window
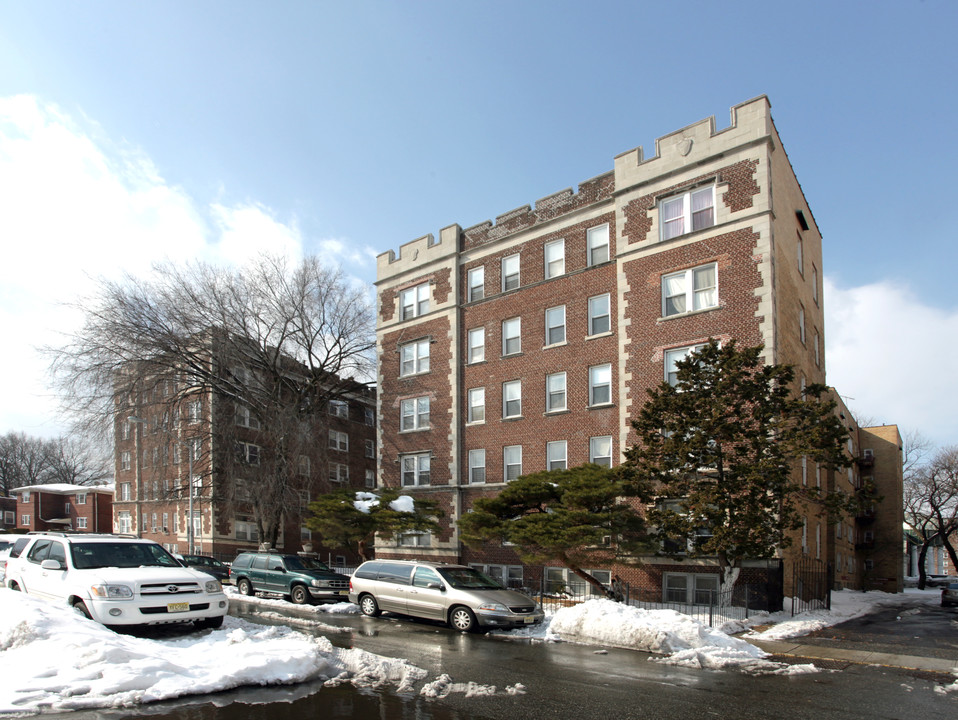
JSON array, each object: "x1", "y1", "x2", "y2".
[
  {"x1": 662, "y1": 197, "x2": 685, "y2": 239},
  {"x1": 665, "y1": 274, "x2": 686, "y2": 314},
  {"x1": 693, "y1": 265, "x2": 716, "y2": 310}
]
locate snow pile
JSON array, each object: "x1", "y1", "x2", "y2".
[
  {"x1": 0, "y1": 589, "x2": 425, "y2": 714},
  {"x1": 420, "y1": 674, "x2": 525, "y2": 699},
  {"x1": 225, "y1": 586, "x2": 359, "y2": 615},
  {"x1": 352, "y1": 492, "x2": 415, "y2": 513}
]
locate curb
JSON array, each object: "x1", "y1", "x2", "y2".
[{"x1": 747, "y1": 638, "x2": 958, "y2": 674}]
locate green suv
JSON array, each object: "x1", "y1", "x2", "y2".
[{"x1": 229, "y1": 551, "x2": 350, "y2": 605}]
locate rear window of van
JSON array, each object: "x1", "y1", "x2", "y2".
[{"x1": 377, "y1": 562, "x2": 414, "y2": 585}]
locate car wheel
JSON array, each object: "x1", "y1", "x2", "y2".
[
  {"x1": 359, "y1": 594, "x2": 381, "y2": 617},
  {"x1": 290, "y1": 584, "x2": 310, "y2": 605},
  {"x1": 449, "y1": 606, "x2": 478, "y2": 633},
  {"x1": 73, "y1": 600, "x2": 93, "y2": 620},
  {"x1": 195, "y1": 615, "x2": 225, "y2": 630},
  {"x1": 8, "y1": 581, "x2": 20, "y2": 591},
  {"x1": 237, "y1": 578, "x2": 255, "y2": 596}
]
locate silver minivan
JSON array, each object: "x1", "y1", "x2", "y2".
[{"x1": 348, "y1": 560, "x2": 544, "y2": 632}]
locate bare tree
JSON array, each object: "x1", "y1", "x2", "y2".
[
  {"x1": 47, "y1": 254, "x2": 376, "y2": 546},
  {"x1": 0, "y1": 432, "x2": 52, "y2": 495},
  {"x1": 44, "y1": 436, "x2": 113, "y2": 486}
]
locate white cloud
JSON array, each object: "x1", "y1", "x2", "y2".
[
  {"x1": 824, "y1": 277, "x2": 958, "y2": 447},
  {"x1": 0, "y1": 95, "x2": 353, "y2": 438},
  {"x1": 317, "y1": 238, "x2": 378, "y2": 268}
]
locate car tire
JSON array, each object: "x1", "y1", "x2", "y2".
[
  {"x1": 195, "y1": 615, "x2": 225, "y2": 630},
  {"x1": 73, "y1": 600, "x2": 93, "y2": 620},
  {"x1": 359, "y1": 594, "x2": 381, "y2": 617},
  {"x1": 290, "y1": 584, "x2": 310, "y2": 605},
  {"x1": 449, "y1": 606, "x2": 478, "y2": 633},
  {"x1": 8, "y1": 581, "x2": 20, "y2": 591},
  {"x1": 237, "y1": 578, "x2": 255, "y2": 596}
]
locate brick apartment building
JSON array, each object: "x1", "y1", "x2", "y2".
[
  {"x1": 113, "y1": 357, "x2": 377, "y2": 565},
  {"x1": 14, "y1": 483, "x2": 114, "y2": 533},
  {"x1": 374, "y1": 96, "x2": 903, "y2": 599}
]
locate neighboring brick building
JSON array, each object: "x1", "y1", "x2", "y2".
[
  {"x1": 14, "y1": 483, "x2": 114, "y2": 533},
  {"x1": 0, "y1": 495, "x2": 16, "y2": 530},
  {"x1": 112, "y1": 356, "x2": 377, "y2": 565},
  {"x1": 374, "y1": 96, "x2": 903, "y2": 599}
]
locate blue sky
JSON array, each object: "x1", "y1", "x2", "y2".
[{"x1": 1, "y1": 1, "x2": 956, "y2": 448}]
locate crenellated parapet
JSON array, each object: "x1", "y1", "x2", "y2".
[{"x1": 376, "y1": 224, "x2": 461, "y2": 284}]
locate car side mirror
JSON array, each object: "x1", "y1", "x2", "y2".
[
  {"x1": 426, "y1": 582, "x2": 445, "y2": 591},
  {"x1": 40, "y1": 559, "x2": 62, "y2": 571},
  {"x1": 272, "y1": 566, "x2": 285, "y2": 572}
]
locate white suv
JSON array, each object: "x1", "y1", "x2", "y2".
[{"x1": 4, "y1": 532, "x2": 229, "y2": 630}]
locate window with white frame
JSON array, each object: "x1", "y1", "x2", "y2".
[
  {"x1": 4, "y1": 510, "x2": 13, "y2": 525},
  {"x1": 401, "y1": 453, "x2": 431, "y2": 486},
  {"x1": 400, "y1": 396, "x2": 430, "y2": 431},
  {"x1": 120, "y1": 451, "x2": 131, "y2": 471},
  {"x1": 802, "y1": 455, "x2": 808, "y2": 486},
  {"x1": 120, "y1": 419, "x2": 130, "y2": 440},
  {"x1": 298, "y1": 455, "x2": 311, "y2": 477},
  {"x1": 76, "y1": 492, "x2": 87, "y2": 505},
  {"x1": 504, "y1": 445, "x2": 522, "y2": 481},
  {"x1": 235, "y1": 520, "x2": 259, "y2": 542},
  {"x1": 796, "y1": 233, "x2": 804, "y2": 275},
  {"x1": 502, "y1": 380, "x2": 522, "y2": 418},
  {"x1": 815, "y1": 462, "x2": 821, "y2": 488},
  {"x1": 799, "y1": 306, "x2": 806, "y2": 344},
  {"x1": 400, "y1": 282, "x2": 429, "y2": 320},
  {"x1": 502, "y1": 317, "x2": 521, "y2": 355},
  {"x1": 467, "y1": 266, "x2": 484, "y2": 302},
  {"x1": 365, "y1": 469, "x2": 376, "y2": 488},
  {"x1": 547, "y1": 440, "x2": 567, "y2": 470},
  {"x1": 187, "y1": 399, "x2": 202, "y2": 424},
  {"x1": 589, "y1": 363, "x2": 612, "y2": 406},
  {"x1": 663, "y1": 572, "x2": 720, "y2": 605},
  {"x1": 588, "y1": 293, "x2": 610, "y2": 336},
  {"x1": 235, "y1": 403, "x2": 260, "y2": 429},
  {"x1": 814, "y1": 332, "x2": 820, "y2": 367},
  {"x1": 471, "y1": 564, "x2": 524, "y2": 589},
  {"x1": 301, "y1": 526, "x2": 312, "y2": 541},
  {"x1": 76, "y1": 517, "x2": 87, "y2": 529},
  {"x1": 400, "y1": 339, "x2": 430, "y2": 376},
  {"x1": 662, "y1": 263, "x2": 717, "y2": 316},
  {"x1": 469, "y1": 449, "x2": 486, "y2": 483},
  {"x1": 235, "y1": 442, "x2": 260, "y2": 465},
  {"x1": 116, "y1": 511, "x2": 131, "y2": 533},
  {"x1": 329, "y1": 399, "x2": 349, "y2": 418},
  {"x1": 399, "y1": 531, "x2": 431, "y2": 547},
  {"x1": 544, "y1": 239, "x2": 565, "y2": 279},
  {"x1": 590, "y1": 436, "x2": 612, "y2": 467},
  {"x1": 664, "y1": 344, "x2": 706, "y2": 386},
  {"x1": 20, "y1": 514, "x2": 30, "y2": 526},
  {"x1": 502, "y1": 254, "x2": 520, "y2": 291},
  {"x1": 587, "y1": 224, "x2": 610, "y2": 266},
  {"x1": 162, "y1": 512, "x2": 169, "y2": 532},
  {"x1": 20, "y1": 490, "x2": 29, "y2": 502},
  {"x1": 151, "y1": 512, "x2": 158, "y2": 532},
  {"x1": 189, "y1": 437, "x2": 202, "y2": 462},
  {"x1": 365, "y1": 439, "x2": 375, "y2": 458},
  {"x1": 118, "y1": 483, "x2": 131, "y2": 501},
  {"x1": 64, "y1": 501, "x2": 71, "y2": 514},
  {"x1": 329, "y1": 463, "x2": 349, "y2": 483},
  {"x1": 329, "y1": 430, "x2": 349, "y2": 451},
  {"x1": 467, "y1": 327, "x2": 485, "y2": 364},
  {"x1": 812, "y1": 265, "x2": 819, "y2": 304},
  {"x1": 364, "y1": 407, "x2": 375, "y2": 425},
  {"x1": 545, "y1": 305, "x2": 566, "y2": 346},
  {"x1": 546, "y1": 372, "x2": 566, "y2": 412},
  {"x1": 660, "y1": 186, "x2": 715, "y2": 241},
  {"x1": 468, "y1": 387, "x2": 485, "y2": 423}
]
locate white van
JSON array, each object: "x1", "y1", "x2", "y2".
[{"x1": 348, "y1": 559, "x2": 543, "y2": 632}]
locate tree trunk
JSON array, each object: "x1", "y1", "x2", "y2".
[
  {"x1": 560, "y1": 554, "x2": 612, "y2": 598},
  {"x1": 916, "y1": 540, "x2": 931, "y2": 589}
]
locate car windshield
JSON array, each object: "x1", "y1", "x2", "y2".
[
  {"x1": 71, "y1": 542, "x2": 182, "y2": 569},
  {"x1": 437, "y1": 567, "x2": 502, "y2": 590},
  {"x1": 284, "y1": 556, "x2": 331, "y2": 572},
  {"x1": 184, "y1": 555, "x2": 224, "y2": 568}
]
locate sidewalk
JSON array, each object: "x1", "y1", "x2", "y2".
[{"x1": 748, "y1": 636, "x2": 958, "y2": 674}]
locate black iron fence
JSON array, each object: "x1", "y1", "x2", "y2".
[{"x1": 791, "y1": 557, "x2": 831, "y2": 616}]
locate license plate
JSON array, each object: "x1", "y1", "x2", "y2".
[
  {"x1": 524, "y1": 616, "x2": 535, "y2": 624},
  {"x1": 167, "y1": 602, "x2": 190, "y2": 613},
  {"x1": 338, "y1": 590, "x2": 348, "y2": 596}
]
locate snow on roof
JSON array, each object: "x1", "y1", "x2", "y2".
[{"x1": 15, "y1": 483, "x2": 114, "y2": 495}]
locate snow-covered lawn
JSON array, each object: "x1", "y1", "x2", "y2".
[{"x1": 0, "y1": 585, "x2": 951, "y2": 714}]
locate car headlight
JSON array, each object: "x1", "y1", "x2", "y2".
[
  {"x1": 477, "y1": 602, "x2": 509, "y2": 613},
  {"x1": 205, "y1": 580, "x2": 222, "y2": 593},
  {"x1": 310, "y1": 579, "x2": 329, "y2": 587},
  {"x1": 89, "y1": 584, "x2": 133, "y2": 599}
]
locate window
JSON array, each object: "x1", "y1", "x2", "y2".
[
  {"x1": 21, "y1": 490, "x2": 30, "y2": 502},
  {"x1": 329, "y1": 399, "x2": 349, "y2": 418},
  {"x1": 502, "y1": 254, "x2": 520, "y2": 291},
  {"x1": 469, "y1": 449, "x2": 486, "y2": 483},
  {"x1": 64, "y1": 501, "x2": 71, "y2": 514},
  {"x1": 587, "y1": 224, "x2": 610, "y2": 266},
  {"x1": 329, "y1": 463, "x2": 349, "y2": 483},
  {"x1": 364, "y1": 407, "x2": 375, "y2": 426},
  {"x1": 120, "y1": 451, "x2": 131, "y2": 471},
  {"x1": 547, "y1": 440, "x2": 567, "y2": 470},
  {"x1": 502, "y1": 380, "x2": 522, "y2": 418},
  {"x1": 116, "y1": 511, "x2": 131, "y2": 534},
  {"x1": 467, "y1": 327, "x2": 485, "y2": 364},
  {"x1": 188, "y1": 437, "x2": 202, "y2": 462},
  {"x1": 504, "y1": 445, "x2": 522, "y2": 481},
  {"x1": 162, "y1": 512, "x2": 169, "y2": 532},
  {"x1": 796, "y1": 233, "x2": 804, "y2": 275},
  {"x1": 663, "y1": 573, "x2": 720, "y2": 605},
  {"x1": 502, "y1": 317, "x2": 521, "y2": 356},
  {"x1": 802, "y1": 456, "x2": 808, "y2": 486},
  {"x1": 590, "y1": 436, "x2": 612, "y2": 467},
  {"x1": 665, "y1": 344, "x2": 706, "y2": 386},
  {"x1": 118, "y1": 483, "x2": 131, "y2": 501},
  {"x1": 662, "y1": 263, "x2": 717, "y2": 316},
  {"x1": 400, "y1": 397, "x2": 430, "y2": 431},
  {"x1": 298, "y1": 456, "x2": 311, "y2": 477},
  {"x1": 588, "y1": 294, "x2": 610, "y2": 336},
  {"x1": 76, "y1": 517, "x2": 87, "y2": 529},
  {"x1": 467, "y1": 387, "x2": 485, "y2": 423},
  {"x1": 235, "y1": 442, "x2": 260, "y2": 465},
  {"x1": 20, "y1": 514, "x2": 30, "y2": 526},
  {"x1": 76, "y1": 492, "x2": 87, "y2": 505},
  {"x1": 589, "y1": 363, "x2": 612, "y2": 406},
  {"x1": 235, "y1": 520, "x2": 259, "y2": 542},
  {"x1": 365, "y1": 469, "x2": 376, "y2": 488},
  {"x1": 660, "y1": 186, "x2": 715, "y2": 241},
  {"x1": 120, "y1": 419, "x2": 130, "y2": 440},
  {"x1": 814, "y1": 332, "x2": 820, "y2": 367},
  {"x1": 187, "y1": 400, "x2": 202, "y2": 424},
  {"x1": 365, "y1": 439, "x2": 375, "y2": 458},
  {"x1": 151, "y1": 512, "x2": 158, "y2": 532},
  {"x1": 467, "y1": 266, "x2": 484, "y2": 302},
  {"x1": 400, "y1": 282, "x2": 429, "y2": 320},
  {"x1": 546, "y1": 372, "x2": 566, "y2": 412},
  {"x1": 545, "y1": 305, "x2": 566, "y2": 346},
  {"x1": 799, "y1": 305, "x2": 806, "y2": 345},
  {"x1": 816, "y1": 523, "x2": 821, "y2": 559},
  {"x1": 399, "y1": 532, "x2": 431, "y2": 547},
  {"x1": 3, "y1": 510, "x2": 12, "y2": 525},
  {"x1": 235, "y1": 403, "x2": 260, "y2": 429},
  {"x1": 815, "y1": 462, "x2": 821, "y2": 488},
  {"x1": 329, "y1": 430, "x2": 349, "y2": 451},
  {"x1": 544, "y1": 239, "x2": 565, "y2": 279},
  {"x1": 812, "y1": 265, "x2": 819, "y2": 304},
  {"x1": 400, "y1": 339, "x2": 430, "y2": 376},
  {"x1": 301, "y1": 526, "x2": 312, "y2": 541},
  {"x1": 401, "y1": 454, "x2": 431, "y2": 486}
]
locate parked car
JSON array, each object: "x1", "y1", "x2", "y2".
[
  {"x1": 925, "y1": 574, "x2": 958, "y2": 588},
  {"x1": 177, "y1": 554, "x2": 230, "y2": 583},
  {"x1": 229, "y1": 551, "x2": 350, "y2": 604},
  {"x1": 1, "y1": 535, "x2": 33, "y2": 584},
  {"x1": 348, "y1": 559, "x2": 544, "y2": 632},
  {"x1": 941, "y1": 582, "x2": 958, "y2": 608},
  {"x1": 0, "y1": 533, "x2": 21, "y2": 582},
  {"x1": 4, "y1": 531, "x2": 229, "y2": 630}
]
